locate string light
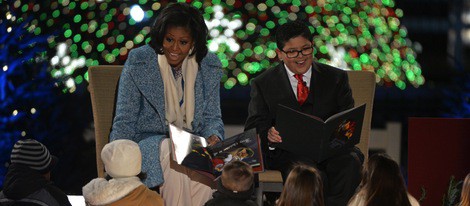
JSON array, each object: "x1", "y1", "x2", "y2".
[{"x1": 5, "y1": 0, "x2": 423, "y2": 90}]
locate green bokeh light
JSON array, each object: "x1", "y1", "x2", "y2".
[
  {"x1": 73, "y1": 14, "x2": 82, "y2": 23},
  {"x1": 13, "y1": 0, "x2": 423, "y2": 91},
  {"x1": 73, "y1": 34, "x2": 82, "y2": 43},
  {"x1": 237, "y1": 73, "x2": 248, "y2": 85},
  {"x1": 80, "y1": 2, "x2": 88, "y2": 10}
]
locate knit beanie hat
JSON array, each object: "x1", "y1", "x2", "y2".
[
  {"x1": 10, "y1": 139, "x2": 56, "y2": 174},
  {"x1": 101, "y1": 139, "x2": 142, "y2": 178}
]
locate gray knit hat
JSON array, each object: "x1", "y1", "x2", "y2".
[{"x1": 10, "y1": 139, "x2": 56, "y2": 174}]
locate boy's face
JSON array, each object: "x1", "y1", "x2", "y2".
[{"x1": 276, "y1": 36, "x2": 314, "y2": 75}]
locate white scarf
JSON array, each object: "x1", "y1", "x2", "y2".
[{"x1": 158, "y1": 53, "x2": 197, "y2": 130}]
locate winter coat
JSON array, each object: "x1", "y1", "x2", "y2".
[
  {"x1": 204, "y1": 179, "x2": 257, "y2": 206},
  {"x1": 0, "y1": 164, "x2": 71, "y2": 206},
  {"x1": 82, "y1": 176, "x2": 163, "y2": 206},
  {"x1": 110, "y1": 45, "x2": 224, "y2": 188}
]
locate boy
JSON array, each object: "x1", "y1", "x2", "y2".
[
  {"x1": 245, "y1": 20, "x2": 363, "y2": 205},
  {"x1": 205, "y1": 160, "x2": 257, "y2": 206},
  {"x1": 0, "y1": 139, "x2": 72, "y2": 205}
]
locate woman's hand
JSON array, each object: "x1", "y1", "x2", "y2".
[
  {"x1": 267, "y1": 127, "x2": 282, "y2": 143},
  {"x1": 207, "y1": 135, "x2": 221, "y2": 146}
]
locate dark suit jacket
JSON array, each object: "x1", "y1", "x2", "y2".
[{"x1": 244, "y1": 62, "x2": 354, "y2": 155}]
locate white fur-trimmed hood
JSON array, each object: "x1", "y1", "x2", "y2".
[{"x1": 82, "y1": 177, "x2": 142, "y2": 205}]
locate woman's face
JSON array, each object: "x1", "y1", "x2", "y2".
[{"x1": 162, "y1": 26, "x2": 194, "y2": 68}]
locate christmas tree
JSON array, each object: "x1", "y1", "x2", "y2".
[
  {"x1": 0, "y1": 14, "x2": 63, "y2": 185},
  {"x1": 5, "y1": 0, "x2": 424, "y2": 91}
]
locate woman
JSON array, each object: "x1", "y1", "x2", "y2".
[
  {"x1": 110, "y1": 3, "x2": 224, "y2": 205},
  {"x1": 276, "y1": 164, "x2": 324, "y2": 206},
  {"x1": 458, "y1": 173, "x2": 470, "y2": 206},
  {"x1": 348, "y1": 153, "x2": 420, "y2": 206}
]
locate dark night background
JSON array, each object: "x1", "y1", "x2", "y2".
[{"x1": 0, "y1": 0, "x2": 468, "y2": 198}]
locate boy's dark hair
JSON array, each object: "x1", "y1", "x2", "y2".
[
  {"x1": 149, "y1": 3, "x2": 208, "y2": 63},
  {"x1": 221, "y1": 160, "x2": 254, "y2": 192},
  {"x1": 275, "y1": 20, "x2": 313, "y2": 50}
]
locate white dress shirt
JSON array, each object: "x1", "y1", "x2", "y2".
[{"x1": 284, "y1": 64, "x2": 312, "y2": 98}]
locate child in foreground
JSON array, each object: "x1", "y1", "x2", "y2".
[
  {"x1": 83, "y1": 139, "x2": 163, "y2": 206},
  {"x1": 205, "y1": 160, "x2": 257, "y2": 206},
  {"x1": 348, "y1": 153, "x2": 419, "y2": 206},
  {"x1": 276, "y1": 164, "x2": 324, "y2": 206}
]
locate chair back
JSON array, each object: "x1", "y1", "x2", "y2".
[
  {"x1": 88, "y1": 65, "x2": 124, "y2": 177},
  {"x1": 346, "y1": 70, "x2": 376, "y2": 160}
]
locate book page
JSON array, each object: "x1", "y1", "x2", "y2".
[
  {"x1": 325, "y1": 103, "x2": 366, "y2": 123},
  {"x1": 169, "y1": 124, "x2": 208, "y2": 164},
  {"x1": 278, "y1": 104, "x2": 325, "y2": 122},
  {"x1": 169, "y1": 125, "x2": 263, "y2": 174},
  {"x1": 276, "y1": 103, "x2": 365, "y2": 162},
  {"x1": 209, "y1": 128, "x2": 263, "y2": 174}
]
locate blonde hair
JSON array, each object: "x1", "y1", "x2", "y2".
[
  {"x1": 277, "y1": 164, "x2": 324, "y2": 206},
  {"x1": 460, "y1": 173, "x2": 470, "y2": 206},
  {"x1": 221, "y1": 160, "x2": 254, "y2": 192}
]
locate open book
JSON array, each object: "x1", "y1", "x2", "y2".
[
  {"x1": 275, "y1": 103, "x2": 366, "y2": 162},
  {"x1": 169, "y1": 124, "x2": 264, "y2": 175}
]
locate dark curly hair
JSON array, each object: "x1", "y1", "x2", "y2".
[
  {"x1": 275, "y1": 20, "x2": 313, "y2": 50},
  {"x1": 149, "y1": 3, "x2": 208, "y2": 63}
]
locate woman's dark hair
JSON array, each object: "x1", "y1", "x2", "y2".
[
  {"x1": 359, "y1": 153, "x2": 412, "y2": 206},
  {"x1": 277, "y1": 164, "x2": 324, "y2": 206},
  {"x1": 149, "y1": 3, "x2": 208, "y2": 63},
  {"x1": 275, "y1": 20, "x2": 313, "y2": 50},
  {"x1": 105, "y1": 172, "x2": 147, "y2": 181}
]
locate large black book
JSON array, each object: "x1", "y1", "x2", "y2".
[
  {"x1": 169, "y1": 124, "x2": 264, "y2": 176},
  {"x1": 275, "y1": 103, "x2": 366, "y2": 162}
]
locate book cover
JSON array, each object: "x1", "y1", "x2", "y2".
[
  {"x1": 168, "y1": 124, "x2": 264, "y2": 175},
  {"x1": 210, "y1": 128, "x2": 264, "y2": 174},
  {"x1": 275, "y1": 103, "x2": 366, "y2": 162}
]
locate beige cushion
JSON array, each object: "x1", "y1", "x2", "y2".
[
  {"x1": 346, "y1": 70, "x2": 376, "y2": 160},
  {"x1": 88, "y1": 65, "x2": 124, "y2": 177}
]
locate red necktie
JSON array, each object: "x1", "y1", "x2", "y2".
[{"x1": 294, "y1": 74, "x2": 309, "y2": 105}]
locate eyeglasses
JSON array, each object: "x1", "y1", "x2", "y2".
[{"x1": 280, "y1": 46, "x2": 314, "y2": 58}]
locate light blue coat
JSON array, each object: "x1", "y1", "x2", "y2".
[{"x1": 110, "y1": 45, "x2": 225, "y2": 187}]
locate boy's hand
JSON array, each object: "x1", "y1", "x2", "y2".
[{"x1": 267, "y1": 127, "x2": 282, "y2": 143}]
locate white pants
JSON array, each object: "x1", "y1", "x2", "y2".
[{"x1": 159, "y1": 139, "x2": 214, "y2": 206}]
